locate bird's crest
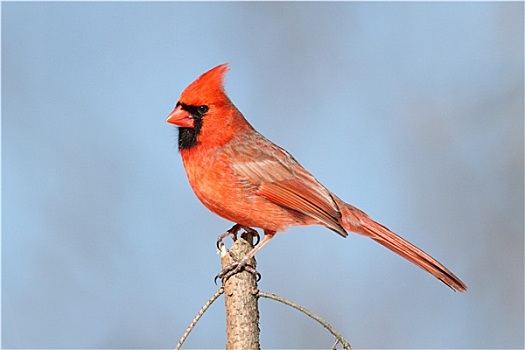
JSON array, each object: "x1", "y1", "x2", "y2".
[{"x1": 179, "y1": 63, "x2": 230, "y2": 106}]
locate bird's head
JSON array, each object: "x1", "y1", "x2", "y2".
[{"x1": 166, "y1": 63, "x2": 250, "y2": 150}]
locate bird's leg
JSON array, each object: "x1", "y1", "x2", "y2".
[
  {"x1": 215, "y1": 230, "x2": 276, "y2": 283},
  {"x1": 216, "y1": 224, "x2": 260, "y2": 250}
]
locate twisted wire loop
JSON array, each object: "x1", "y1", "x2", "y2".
[
  {"x1": 174, "y1": 287, "x2": 351, "y2": 350},
  {"x1": 258, "y1": 291, "x2": 352, "y2": 350},
  {"x1": 174, "y1": 287, "x2": 224, "y2": 350}
]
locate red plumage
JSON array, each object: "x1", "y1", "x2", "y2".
[{"x1": 167, "y1": 63, "x2": 467, "y2": 292}]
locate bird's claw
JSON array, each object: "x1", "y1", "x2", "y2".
[
  {"x1": 214, "y1": 253, "x2": 261, "y2": 284},
  {"x1": 216, "y1": 224, "x2": 260, "y2": 249},
  {"x1": 216, "y1": 224, "x2": 241, "y2": 250},
  {"x1": 214, "y1": 224, "x2": 262, "y2": 284}
]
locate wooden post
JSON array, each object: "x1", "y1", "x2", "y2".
[{"x1": 220, "y1": 232, "x2": 260, "y2": 350}]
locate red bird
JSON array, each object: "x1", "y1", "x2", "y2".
[{"x1": 166, "y1": 63, "x2": 467, "y2": 292}]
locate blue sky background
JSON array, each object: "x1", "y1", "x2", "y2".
[{"x1": 3, "y1": 2, "x2": 523, "y2": 349}]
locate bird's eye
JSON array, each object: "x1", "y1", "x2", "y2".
[{"x1": 198, "y1": 105, "x2": 209, "y2": 114}]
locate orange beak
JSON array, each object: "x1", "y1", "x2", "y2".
[{"x1": 166, "y1": 105, "x2": 194, "y2": 128}]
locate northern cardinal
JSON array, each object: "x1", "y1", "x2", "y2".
[{"x1": 166, "y1": 63, "x2": 467, "y2": 292}]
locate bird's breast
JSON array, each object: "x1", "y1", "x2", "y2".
[{"x1": 179, "y1": 147, "x2": 305, "y2": 232}]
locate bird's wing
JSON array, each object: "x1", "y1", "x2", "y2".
[{"x1": 228, "y1": 136, "x2": 347, "y2": 237}]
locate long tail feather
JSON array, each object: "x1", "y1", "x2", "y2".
[{"x1": 334, "y1": 196, "x2": 467, "y2": 292}]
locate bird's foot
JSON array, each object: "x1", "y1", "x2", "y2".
[
  {"x1": 216, "y1": 224, "x2": 260, "y2": 250},
  {"x1": 239, "y1": 226, "x2": 260, "y2": 245},
  {"x1": 216, "y1": 224, "x2": 241, "y2": 249},
  {"x1": 215, "y1": 253, "x2": 261, "y2": 284},
  {"x1": 214, "y1": 224, "x2": 261, "y2": 284}
]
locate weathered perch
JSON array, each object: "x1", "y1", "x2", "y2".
[{"x1": 219, "y1": 232, "x2": 260, "y2": 350}]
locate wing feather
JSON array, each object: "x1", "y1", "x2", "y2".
[{"x1": 229, "y1": 137, "x2": 347, "y2": 237}]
